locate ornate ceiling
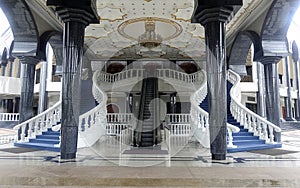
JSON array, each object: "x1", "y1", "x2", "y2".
[
  {"x1": 82, "y1": 0, "x2": 268, "y2": 61},
  {"x1": 85, "y1": 0, "x2": 206, "y2": 60}
]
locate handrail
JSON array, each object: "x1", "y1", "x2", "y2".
[
  {"x1": 227, "y1": 123, "x2": 240, "y2": 148},
  {"x1": 154, "y1": 76, "x2": 160, "y2": 145},
  {"x1": 156, "y1": 69, "x2": 202, "y2": 83},
  {"x1": 0, "y1": 129, "x2": 17, "y2": 144},
  {"x1": 227, "y1": 69, "x2": 281, "y2": 144},
  {"x1": 13, "y1": 101, "x2": 61, "y2": 142},
  {"x1": 191, "y1": 70, "x2": 241, "y2": 148},
  {"x1": 136, "y1": 77, "x2": 147, "y2": 146}
]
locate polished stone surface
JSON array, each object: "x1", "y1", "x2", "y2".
[
  {"x1": 264, "y1": 62, "x2": 281, "y2": 141},
  {"x1": 38, "y1": 61, "x2": 48, "y2": 114},
  {"x1": 257, "y1": 62, "x2": 266, "y2": 118},
  {"x1": 196, "y1": 6, "x2": 235, "y2": 159},
  {"x1": 19, "y1": 63, "x2": 36, "y2": 123},
  {"x1": 284, "y1": 57, "x2": 293, "y2": 121},
  {"x1": 1, "y1": 128, "x2": 300, "y2": 187}
]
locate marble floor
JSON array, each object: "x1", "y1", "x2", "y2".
[{"x1": 0, "y1": 129, "x2": 300, "y2": 187}]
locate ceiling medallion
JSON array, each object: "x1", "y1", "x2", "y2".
[
  {"x1": 117, "y1": 17, "x2": 183, "y2": 42},
  {"x1": 138, "y1": 19, "x2": 162, "y2": 48}
]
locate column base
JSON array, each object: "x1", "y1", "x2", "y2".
[
  {"x1": 60, "y1": 153, "x2": 76, "y2": 160},
  {"x1": 212, "y1": 153, "x2": 226, "y2": 160},
  {"x1": 285, "y1": 117, "x2": 296, "y2": 122}
]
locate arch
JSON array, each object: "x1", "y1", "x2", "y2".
[
  {"x1": 107, "y1": 62, "x2": 126, "y2": 74},
  {"x1": 228, "y1": 31, "x2": 263, "y2": 75},
  {"x1": 178, "y1": 62, "x2": 198, "y2": 74},
  {"x1": 38, "y1": 31, "x2": 63, "y2": 75},
  {"x1": 261, "y1": 0, "x2": 300, "y2": 57},
  {"x1": 107, "y1": 104, "x2": 120, "y2": 113},
  {"x1": 292, "y1": 41, "x2": 299, "y2": 62},
  {"x1": 0, "y1": 0, "x2": 39, "y2": 57}
]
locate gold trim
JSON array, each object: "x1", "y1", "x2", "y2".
[
  {"x1": 117, "y1": 17, "x2": 183, "y2": 41},
  {"x1": 100, "y1": 14, "x2": 128, "y2": 22},
  {"x1": 97, "y1": 6, "x2": 127, "y2": 22}
]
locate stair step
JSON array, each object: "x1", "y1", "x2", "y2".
[
  {"x1": 227, "y1": 143, "x2": 282, "y2": 153},
  {"x1": 233, "y1": 140, "x2": 265, "y2": 145},
  {"x1": 42, "y1": 131, "x2": 60, "y2": 136},
  {"x1": 232, "y1": 132, "x2": 253, "y2": 136},
  {"x1": 14, "y1": 142, "x2": 60, "y2": 152},
  {"x1": 29, "y1": 138, "x2": 60, "y2": 144},
  {"x1": 36, "y1": 135, "x2": 60, "y2": 140},
  {"x1": 233, "y1": 136, "x2": 259, "y2": 140}
]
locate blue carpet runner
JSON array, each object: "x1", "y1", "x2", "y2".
[
  {"x1": 14, "y1": 128, "x2": 60, "y2": 152},
  {"x1": 199, "y1": 82, "x2": 281, "y2": 153}
]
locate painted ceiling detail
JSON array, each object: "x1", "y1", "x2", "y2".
[{"x1": 83, "y1": 0, "x2": 258, "y2": 60}]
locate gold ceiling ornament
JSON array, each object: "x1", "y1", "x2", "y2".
[
  {"x1": 144, "y1": 0, "x2": 152, "y2": 2},
  {"x1": 117, "y1": 17, "x2": 183, "y2": 41}
]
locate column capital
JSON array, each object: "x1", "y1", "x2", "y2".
[
  {"x1": 191, "y1": 0, "x2": 242, "y2": 26},
  {"x1": 18, "y1": 56, "x2": 40, "y2": 65},
  {"x1": 260, "y1": 56, "x2": 282, "y2": 65},
  {"x1": 47, "y1": 0, "x2": 99, "y2": 26}
]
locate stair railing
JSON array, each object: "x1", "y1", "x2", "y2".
[
  {"x1": 13, "y1": 69, "x2": 109, "y2": 146},
  {"x1": 191, "y1": 70, "x2": 241, "y2": 148},
  {"x1": 13, "y1": 101, "x2": 61, "y2": 142},
  {"x1": 0, "y1": 129, "x2": 17, "y2": 144},
  {"x1": 98, "y1": 69, "x2": 145, "y2": 83},
  {"x1": 227, "y1": 69, "x2": 281, "y2": 143},
  {"x1": 0, "y1": 113, "x2": 20, "y2": 122},
  {"x1": 135, "y1": 77, "x2": 147, "y2": 146},
  {"x1": 77, "y1": 70, "x2": 108, "y2": 147},
  {"x1": 156, "y1": 69, "x2": 202, "y2": 83}
]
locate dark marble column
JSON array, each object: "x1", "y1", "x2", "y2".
[
  {"x1": 7, "y1": 99, "x2": 14, "y2": 113},
  {"x1": 38, "y1": 61, "x2": 48, "y2": 114},
  {"x1": 14, "y1": 97, "x2": 20, "y2": 113},
  {"x1": 262, "y1": 57, "x2": 281, "y2": 142},
  {"x1": 192, "y1": 2, "x2": 242, "y2": 160},
  {"x1": 257, "y1": 62, "x2": 266, "y2": 118},
  {"x1": 284, "y1": 57, "x2": 293, "y2": 121},
  {"x1": 18, "y1": 57, "x2": 40, "y2": 123},
  {"x1": 293, "y1": 58, "x2": 300, "y2": 120},
  {"x1": 47, "y1": 0, "x2": 99, "y2": 159}
]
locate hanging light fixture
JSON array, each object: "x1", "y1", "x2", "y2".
[{"x1": 138, "y1": 19, "x2": 162, "y2": 49}]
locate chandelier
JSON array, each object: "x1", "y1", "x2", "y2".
[{"x1": 138, "y1": 19, "x2": 163, "y2": 49}]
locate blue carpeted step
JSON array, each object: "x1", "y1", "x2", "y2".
[
  {"x1": 42, "y1": 131, "x2": 60, "y2": 136},
  {"x1": 233, "y1": 136, "x2": 259, "y2": 140},
  {"x1": 227, "y1": 143, "x2": 282, "y2": 153},
  {"x1": 233, "y1": 139, "x2": 265, "y2": 145},
  {"x1": 232, "y1": 132, "x2": 253, "y2": 136},
  {"x1": 239, "y1": 129, "x2": 249, "y2": 132},
  {"x1": 36, "y1": 134, "x2": 60, "y2": 140},
  {"x1": 14, "y1": 129, "x2": 60, "y2": 152},
  {"x1": 29, "y1": 138, "x2": 60, "y2": 144},
  {"x1": 14, "y1": 142, "x2": 60, "y2": 152}
]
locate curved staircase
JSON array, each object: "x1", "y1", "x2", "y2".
[
  {"x1": 12, "y1": 67, "x2": 282, "y2": 154},
  {"x1": 199, "y1": 71, "x2": 282, "y2": 152}
]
